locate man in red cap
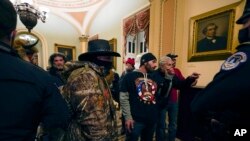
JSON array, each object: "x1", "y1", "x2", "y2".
[
  {"x1": 119, "y1": 57, "x2": 135, "y2": 134},
  {"x1": 191, "y1": 0, "x2": 250, "y2": 140},
  {"x1": 121, "y1": 58, "x2": 135, "y2": 78}
]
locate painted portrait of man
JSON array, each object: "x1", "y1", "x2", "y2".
[
  {"x1": 197, "y1": 23, "x2": 227, "y2": 52},
  {"x1": 188, "y1": 4, "x2": 236, "y2": 62}
]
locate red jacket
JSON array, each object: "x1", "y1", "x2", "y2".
[{"x1": 168, "y1": 68, "x2": 185, "y2": 103}]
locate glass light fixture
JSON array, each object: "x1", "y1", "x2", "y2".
[{"x1": 14, "y1": 0, "x2": 47, "y2": 32}]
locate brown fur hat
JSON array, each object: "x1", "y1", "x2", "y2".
[{"x1": 13, "y1": 39, "x2": 38, "y2": 60}]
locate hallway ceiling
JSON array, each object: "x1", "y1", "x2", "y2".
[
  {"x1": 38, "y1": 0, "x2": 107, "y2": 34},
  {"x1": 49, "y1": 0, "x2": 107, "y2": 34},
  {"x1": 13, "y1": 0, "x2": 108, "y2": 34},
  {"x1": 36, "y1": 0, "x2": 103, "y2": 11}
]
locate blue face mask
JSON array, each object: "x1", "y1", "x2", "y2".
[{"x1": 238, "y1": 27, "x2": 250, "y2": 43}]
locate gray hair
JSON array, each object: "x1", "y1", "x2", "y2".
[{"x1": 159, "y1": 56, "x2": 172, "y2": 67}]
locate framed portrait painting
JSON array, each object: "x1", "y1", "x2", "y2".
[
  {"x1": 188, "y1": 2, "x2": 240, "y2": 62},
  {"x1": 54, "y1": 43, "x2": 76, "y2": 61}
]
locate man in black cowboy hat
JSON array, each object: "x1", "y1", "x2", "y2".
[
  {"x1": 191, "y1": 0, "x2": 250, "y2": 140},
  {"x1": 61, "y1": 39, "x2": 120, "y2": 140}
]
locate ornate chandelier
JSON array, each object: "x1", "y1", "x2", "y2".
[{"x1": 14, "y1": 1, "x2": 47, "y2": 32}]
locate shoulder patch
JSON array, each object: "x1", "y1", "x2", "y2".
[{"x1": 221, "y1": 52, "x2": 247, "y2": 71}]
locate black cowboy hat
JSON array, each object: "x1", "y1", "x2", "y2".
[
  {"x1": 78, "y1": 39, "x2": 120, "y2": 61},
  {"x1": 236, "y1": 0, "x2": 250, "y2": 24}
]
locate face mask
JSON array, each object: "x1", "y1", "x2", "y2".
[
  {"x1": 93, "y1": 59, "x2": 113, "y2": 75},
  {"x1": 238, "y1": 27, "x2": 250, "y2": 43}
]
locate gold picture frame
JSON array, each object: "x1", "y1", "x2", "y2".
[
  {"x1": 109, "y1": 38, "x2": 117, "y2": 70},
  {"x1": 188, "y1": 2, "x2": 240, "y2": 62},
  {"x1": 54, "y1": 43, "x2": 76, "y2": 61}
]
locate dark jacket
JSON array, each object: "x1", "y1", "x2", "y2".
[
  {"x1": 197, "y1": 36, "x2": 227, "y2": 52},
  {"x1": 152, "y1": 68, "x2": 196, "y2": 108},
  {"x1": 191, "y1": 42, "x2": 250, "y2": 140},
  {"x1": 48, "y1": 67, "x2": 66, "y2": 87},
  {"x1": 0, "y1": 42, "x2": 70, "y2": 141},
  {"x1": 111, "y1": 72, "x2": 120, "y2": 103}
]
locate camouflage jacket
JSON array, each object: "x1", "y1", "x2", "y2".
[{"x1": 61, "y1": 61, "x2": 118, "y2": 141}]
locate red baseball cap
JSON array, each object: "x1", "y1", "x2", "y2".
[{"x1": 126, "y1": 58, "x2": 135, "y2": 66}]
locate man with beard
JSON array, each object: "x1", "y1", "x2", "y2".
[
  {"x1": 48, "y1": 53, "x2": 67, "y2": 87},
  {"x1": 120, "y1": 52, "x2": 158, "y2": 141},
  {"x1": 61, "y1": 39, "x2": 120, "y2": 141},
  {"x1": 154, "y1": 56, "x2": 199, "y2": 141},
  {"x1": 191, "y1": 0, "x2": 250, "y2": 140}
]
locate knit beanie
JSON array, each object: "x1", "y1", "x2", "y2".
[{"x1": 140, "y1": 53, "x2": 156, "y2": 66}]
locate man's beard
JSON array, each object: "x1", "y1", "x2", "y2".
[
  {"x1": 238, "y1": 27, "x2": 250, "y2": 43},
  {"x1": 53, "y1": 64, "x2": 64, "y2": 71},
  {"x1": 145, "y1": 63, "x2": 155, "y2": 73}
]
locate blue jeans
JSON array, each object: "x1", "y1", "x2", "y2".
[
  {"x1": 126, "y1": 121, "x2": 156, "y2": 141},
  {"x1": 156, "y1": 102, "x2": 178, "y2": 141}
]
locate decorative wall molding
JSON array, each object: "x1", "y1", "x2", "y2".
[{"x1": 79, "y1": 34, "x2": 89, "y2": 42}]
